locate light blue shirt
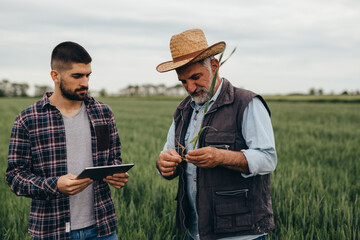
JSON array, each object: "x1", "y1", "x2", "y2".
[{"x1": 162, "y1": 79, "x2": 277, "y2": 240}]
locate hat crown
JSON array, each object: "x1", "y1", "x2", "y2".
[
  {"x1": 170, "y1": 29, "x2": 208, "y2": 59},
  {"x1": 156, "y1": 28, "x2": 225, "y2": 72}
]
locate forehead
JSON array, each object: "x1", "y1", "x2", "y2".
[
  {"x1": 66, "y1": 63, "x2": 92, "y2": 74},
  {"x1": 176, "y1": 62, "x2": 208, "y2": 79}
]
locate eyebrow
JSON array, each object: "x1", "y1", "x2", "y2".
[
  {"x1": 178, "y1": 73, "x2": 201, "y2": 82},
  {"x1": 71, "y1": 72, "x2": 92, "y2": 77}
]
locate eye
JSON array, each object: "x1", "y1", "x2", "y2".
[
  {"x1": 179, "y1": 80, "x2": 186, "y2": 84},
  {"x1": 190, "y1": 74, "x2": 200, "y2": 80}
]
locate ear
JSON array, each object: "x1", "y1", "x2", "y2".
[
  {"x1": 210, "y1": 58, "x2": 219, "y2": 74},
  {"x1": 50, "y1": 70, "x2": 60, "y2": 83}
]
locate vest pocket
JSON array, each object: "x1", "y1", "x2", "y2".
[
  {"x1": 213, "y1": 189, "x2": 253, "y2": 233},
  {"x1": 205, "y1": 131, "x2": 235, "y2": 150},
  {"x1": 95, "y1": 125, "x2": 110, "y2": 151}
]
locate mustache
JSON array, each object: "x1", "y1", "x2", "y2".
[
  {"x1": 190, "y1": 89, "x2": 199, "y2": 97},
  {"x1": 75, "y1": 87, "x2": 88, "y2": 92},
  {"x1": 190, "y1": 87, "x2": 207, "y2": 97}
]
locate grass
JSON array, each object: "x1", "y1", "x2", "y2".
[
  {"x1": 0, "y1": 97, "x2": 359, "y2": 239},
  {"x1": 264, "y1": 94, "x2": 360, "y2": 103}
]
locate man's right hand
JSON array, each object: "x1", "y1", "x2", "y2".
[
  {"x1": 157, "y1": 149, "x2": 182, "y2": 177},
  {"x1": 57, "y1": 174, "x2": 93, "y2": 195}
]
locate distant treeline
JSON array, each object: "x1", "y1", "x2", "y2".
[
  {"x1": 264, "y1": 95, "x2": 360, "y2": 103},
  {"x1": 0, "y1": 79, "x2": 51, "y2": 97},
  {"x1": 1, "y1": 78, "x2": 359, "y2": 98}
]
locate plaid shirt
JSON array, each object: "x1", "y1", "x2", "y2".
[{"x1": 6, "y1": 92, "x2": 122, "y2": 240}]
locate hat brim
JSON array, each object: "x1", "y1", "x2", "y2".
[{"x1": 156, "y1": 41, "x2": 226, "y2": 73}]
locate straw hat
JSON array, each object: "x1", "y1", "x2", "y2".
[{"x1": 156, "y1": 29, "x2": 226, "y2": 72}]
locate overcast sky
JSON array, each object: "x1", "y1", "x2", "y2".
[{"x1": 1, "y1": 0, "x2": 359, "y2": 95}]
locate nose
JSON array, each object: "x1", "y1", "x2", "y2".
[
  {"x1": 187, "y1": 81, "x2": 197, "y2": 94},
  {"x1": 80, "y1": 76, "x2": 89, "y2": 87}
]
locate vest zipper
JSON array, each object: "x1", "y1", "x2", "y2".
[
  {"x1": 197, "y1": 107, "x2": 218, "y2": 239},
  {"x1": 179, "y1": 111, "x2": 187, "y2": 233},
  {"x1": 209, "y1": 144, "x2": 230, "y2": 150},
  {"x1": 215, "y1": 189, "x2": 249, "y2": 198}
]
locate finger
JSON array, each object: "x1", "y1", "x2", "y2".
[
  {"x1": 185, "y1": 153, "x2": 202, "y2": 162},
  {"x1": 161, "y1": 171, "x2": 175, "y2": 177},
  {"x1": 187, "y1": 148, "x2": 207, "y2": 156},
  {"x1": 164, "y1": 155, "x2": 182, "y2": 163},
  {"x1": 77, "y1": 180, "x2": 93, "y2": 190},
  {"x1": 105, "y1": 179, "x2": 127, "y2": 189},
  {"x1": 76, "y1": 178, "x2": 93, "y2": 184},
  {"x1": 68, "y1": 181, "x2": 92, "y2": 195},
  {"x1": 104, "y1": 178, "x2": 126, "y2": 185},
  {"x1": 160, "y1": 160, "x2": 179, "y2": 168},
  {"x1": 105, "y1": 175, "x2": 129, "y2": 182},
  {"x1": 111, "y1": 172, "x2": 129, "y2": 178},
  {"x1": 168, "y1": 149, "x2": 181, "y2": 157},
  {"x1": 105, "y1": 176, "x2": 129, "y2": 183},
  {"x1": 67, "y1": 173, "x2": 78, "y2": 179},
  {"x1": 160, "y1": 166, "x2": 177, "y2": 174},
  {"x1": 163, "y1": 150, "x2": 182, "y2": 162}
]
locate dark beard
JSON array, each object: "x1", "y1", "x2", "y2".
[{"x1": 60, "y1": 80, "x2": 87, "y2": 101}]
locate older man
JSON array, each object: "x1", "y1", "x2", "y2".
[{"x1": 156, "y1": 29, "x2": 277, "y2": 240}]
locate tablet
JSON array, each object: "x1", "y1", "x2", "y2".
[{"x1": 77, "y1": 163, "x2": 134, "y2": 180}]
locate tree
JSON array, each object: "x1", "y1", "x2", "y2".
[
  {"x1": 34, "y1": 85, "x2": 52, "y2": 97},
  {"x1": 309, "y1": 88, "x2": 316, "y2": 95},
  {"x1": 0, "y1": 79, "x2": 10, "y2": 97},
  {"x1": 10, "y1": 83, "x2": 29, "y2": 97},
  {"x1": 99, "y1": 88, "x2": 107, "y2": 97}
]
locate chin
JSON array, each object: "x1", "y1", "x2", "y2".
[{"x1": 192, "y1": 96, "x2": 207, "y2": 105}]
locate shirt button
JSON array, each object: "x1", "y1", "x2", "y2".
[
  {"x1": 57, "y1": 115, "x2": 61, "y2": 119},
  {"x1": 194, "y1": 178, "x2": 197, "y2": 182},
  {"x1": 60, "y1": 133, "x2": 63, "y2": 137}
]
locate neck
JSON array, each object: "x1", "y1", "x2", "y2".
[
  {"x1": 49, "y1": 90, "x2": 83, "y2": 117},
  {"x1": 212, "y1": 76, "x2": 222, "y2": 96}
]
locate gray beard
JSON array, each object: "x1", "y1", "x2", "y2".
[{"x1": 191, "y1": 87, "x2": 210, "y2": 105}]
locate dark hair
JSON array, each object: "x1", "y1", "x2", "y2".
[{"x1": 51, "y1": 41, "x2": 92, "y2": 71}]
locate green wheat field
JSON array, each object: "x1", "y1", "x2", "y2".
[{"x1": 0, "y1": 96, "x2": 359, "y2": 239}]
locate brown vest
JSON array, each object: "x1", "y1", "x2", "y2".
[{"x1": 172, "y1": 79, "x2": 275, "y2": 239}]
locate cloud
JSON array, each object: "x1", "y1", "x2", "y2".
[{"x1": 0, "y1": 0, "x2": 359, "y2": 95}]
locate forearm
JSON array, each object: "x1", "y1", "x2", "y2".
[{"x1": 218, "y1": 149, "x2": 250, "y2": 174}]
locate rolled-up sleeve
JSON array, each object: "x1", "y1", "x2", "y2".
[
  {"x1": 241, "y1": 97, "x2": 277, "y2": 178},
  {"x1": 162, "y1": 119, "x2": 176, "y2": 152}
]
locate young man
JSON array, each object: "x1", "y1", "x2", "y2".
[
  {"x1": 156, "y1": 29, "x2": 277, "y2": 239},
  {"x1": 6, "y1": 41, "x2": 129, "y2": 239}
]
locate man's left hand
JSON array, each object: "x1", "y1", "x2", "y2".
[
  {"x1": 103, "y1": 172, "x2": 129, "y2": 189},
  {"x1": 185, "y1": 147, "x2": 221, "y2": 168}
]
